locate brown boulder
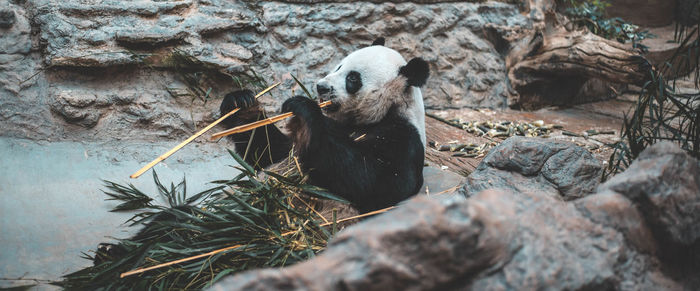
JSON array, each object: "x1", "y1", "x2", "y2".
[
  {"x1": 212, "y1": 188, "x2": 689, "y2": 290},
  {"x1": 210, "y1": 141, "x2": 699, "y2": 291},
  {"x1": 598, "y1": 142, "x2": 700, "y2": 259}
]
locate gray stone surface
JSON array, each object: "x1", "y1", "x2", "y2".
[
  {"x1": 462, "y1": 136, "x2": 602, "y2": 200},
  {"x1": 420, "y1": 166, "x2": 464, "y2": 194},
  {"x1": 0, "y1": 3, "x2": 30, "y2": 55},
  {"x1": 0, "y1": 8, "x2": 15, "y2": 29},
  {"x1": 254, "y1": 1, "x2": 529, "y2": 110},
  {"x1": 211, "y1": 142, "x2": 700, "y2": 291},
  {"x1": 1, "y1": 0, "x2": 533, "y2": 143},
  {"x1": 212, "y1": 193, "x2": 514, "y2": 291}
]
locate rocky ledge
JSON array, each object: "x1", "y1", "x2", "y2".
[{"x1": 211, "y1": 138, "x2": 700, "y2": 290}]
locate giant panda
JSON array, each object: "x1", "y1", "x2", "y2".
[
  {"x1": 220, "y1": 37, "x2": 429, "y2": 213},
  {"x1": 94, "y1": 38, "x2": 428, "y2": 265}
]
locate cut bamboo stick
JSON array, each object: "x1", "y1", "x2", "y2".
[
  {"x1": 210, "y1": 100, "x2": 332, "y2": 140},
  {"x1": 119, "y1": 244, "x2": 243, "y2": 278},
  {"x1": 129, "y1": 82, "x2": 280, "y2": 179}
]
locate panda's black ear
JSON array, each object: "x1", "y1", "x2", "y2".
[
  {"x1": 371, "y1": 37, "x2": 385, "y2": 46},
  {"x1": 399, "y1": 57, "x2": 429, "y2": 87}
]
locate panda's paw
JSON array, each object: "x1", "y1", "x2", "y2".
[
  {"x1": 93, "y1": 243, "x2": 127, "y2": 266},
  {"x1": 220, "y1": 89, "x2": 257, "y2": 115},
  {"x1": 282, "y1": 96, "x2": 323, "y2": 122}
]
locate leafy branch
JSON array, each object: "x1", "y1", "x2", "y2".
[
  {"x1": 563, "y1": 0, "x2": 652, "y2": 52},
  {"x1": 60, "y1": 150, "x2": 346, "y2": 290}
]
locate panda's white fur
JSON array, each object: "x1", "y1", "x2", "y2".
[
  {"x1": 219, "y1": 38, "x2": 429, "y2": 213},
  {"x1": 316, "y1": 46, "x2": 427, "y2": 146}
]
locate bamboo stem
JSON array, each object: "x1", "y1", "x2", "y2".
[
  {"x1": 129, "y1": 83, "x2": 280, "y2": 179},
  {"x1": 119, "y1": 244, "x2": 243, "y2": 278},
  {"x1": 118, "y1": 184, "x2": 461, "y2": 279},
  {"x1": 210, "y1": 101, "x2": 332, "y2": 140}
]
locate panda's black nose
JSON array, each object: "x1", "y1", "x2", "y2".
[{"x1": 316, "y1": 84, "x2": 331, "y2": 96}]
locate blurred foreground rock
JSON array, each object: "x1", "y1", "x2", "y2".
[
  {"x1": 212, "y1": 140, "x2": 700, "y2": 290},
  {"x1": 598, "y1": 142, "x2": 700, "y2": 260}
]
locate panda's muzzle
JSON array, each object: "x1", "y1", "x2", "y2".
[
  {"x1": 316, "y1": 84, "x2": 331, "y2": 96},
  {"x1": 316, "y1": 84, "x2": 340, "y2": 112}
]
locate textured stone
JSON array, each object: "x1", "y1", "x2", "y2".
[
  {"x1": 574, "y1": 190, "x2": 657, "y2": 254},
  {"x1": 210, "y1": 144, "x2": 700, "y2": 290},
  {"x1": 217, "y1": 43, "x2": 253, "y2": 61},
  {"x1": 49, "y1": 91, "x2": 102, "y2": 128},
  {"x1": 58, "y1": 1, "x2": 193, "y2": 17},
  {"x1": 34, "y1": 0, "x2": 255, "y2": 68},
  {"x1": 31, "y1": 0, "x2": 529, "y2": 109},
  {"x1": 462, "y1": 136, "x2": 602, "y2": 200},
  {"x1": 0, "y1": 3, "x2": 30, "y2": 55},
  {"x1": 598, "y1": 142, "x2": 700, "y2": 251},
  {"x1": 253, "y1": 1, "x2": 530, "y2": 109},
  {"x1": 115, "y1": 28, "x2": 188, "y2": 46},
  {"x1": 212, "y1": 187, "x2": 692, "y2": 290},
  {"x1": 0, "y1": 8, "x2": 15, "y2": 29}
]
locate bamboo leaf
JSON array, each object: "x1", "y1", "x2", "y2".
[
  {"x1": 227, "y1": 149, "x2": 255, "y2": 176},
  {"x1": 291, "y1": 74, "x2": 313, "y2": 99}
]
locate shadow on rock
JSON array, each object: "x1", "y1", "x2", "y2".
[{"x1": 211, "y1": 139, "x2": 699, "y2": 290}]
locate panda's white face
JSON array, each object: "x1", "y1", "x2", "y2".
[
  {"x1": 315, "y1": 45, "x2": 427, "y2": 146},
  {"x1": 316, "y1": 46, "x2": 407, "y2": 112}
]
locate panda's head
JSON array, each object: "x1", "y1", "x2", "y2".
[{"x1": 315, "y1": 39, "x2": 429, "y2": 128}]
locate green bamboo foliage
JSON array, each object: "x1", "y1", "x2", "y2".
[
  {"x1": 603, "y1": 26, "x2": 700, "y2": 180},
  {"x1": 60, "y1": 150, "x2": 346, "y2": 290},
  {"x1": 563, "y1": 0, "x2": 652, "y2": 52}
]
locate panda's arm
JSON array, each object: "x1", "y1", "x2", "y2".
[
  {"x1": 220, "y1": 90, "x2": 291, "y2": 169},
  {"x1": 283, "y1": 97, "x2": 424, "y2": 212}
]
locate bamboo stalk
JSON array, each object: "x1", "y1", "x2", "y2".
[
  {"x1": 118, "y1": 184, "x2": 462, "y2": 279},
  {"x1": 119, "y1": 244, "x2": 243, "y2": 278},
  {"x1": 129, "y1": 83, "x2": 280, "y2": 179},
  {"x1": 210, "y1": 101, "x2": 332, "y2": 140}
]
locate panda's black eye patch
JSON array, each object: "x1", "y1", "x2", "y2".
[{"x1": 346, "y1": 71, "x2": 362, "y2": 95}]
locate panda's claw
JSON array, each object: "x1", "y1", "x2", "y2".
[{"x1": 220, "y1": 89, "x2": 257, "y2": 115}]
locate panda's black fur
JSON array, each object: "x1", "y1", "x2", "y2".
[{"x1": 220, "y1": 39, "x2": 429, "y2": 213}]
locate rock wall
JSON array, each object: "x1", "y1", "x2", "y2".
[
  {"x1": 211, "y1": 139, "x2": 700, "y2": 290},
  {"x1": 1, "y1": 0, "x2": 531, "y2": 142}
]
